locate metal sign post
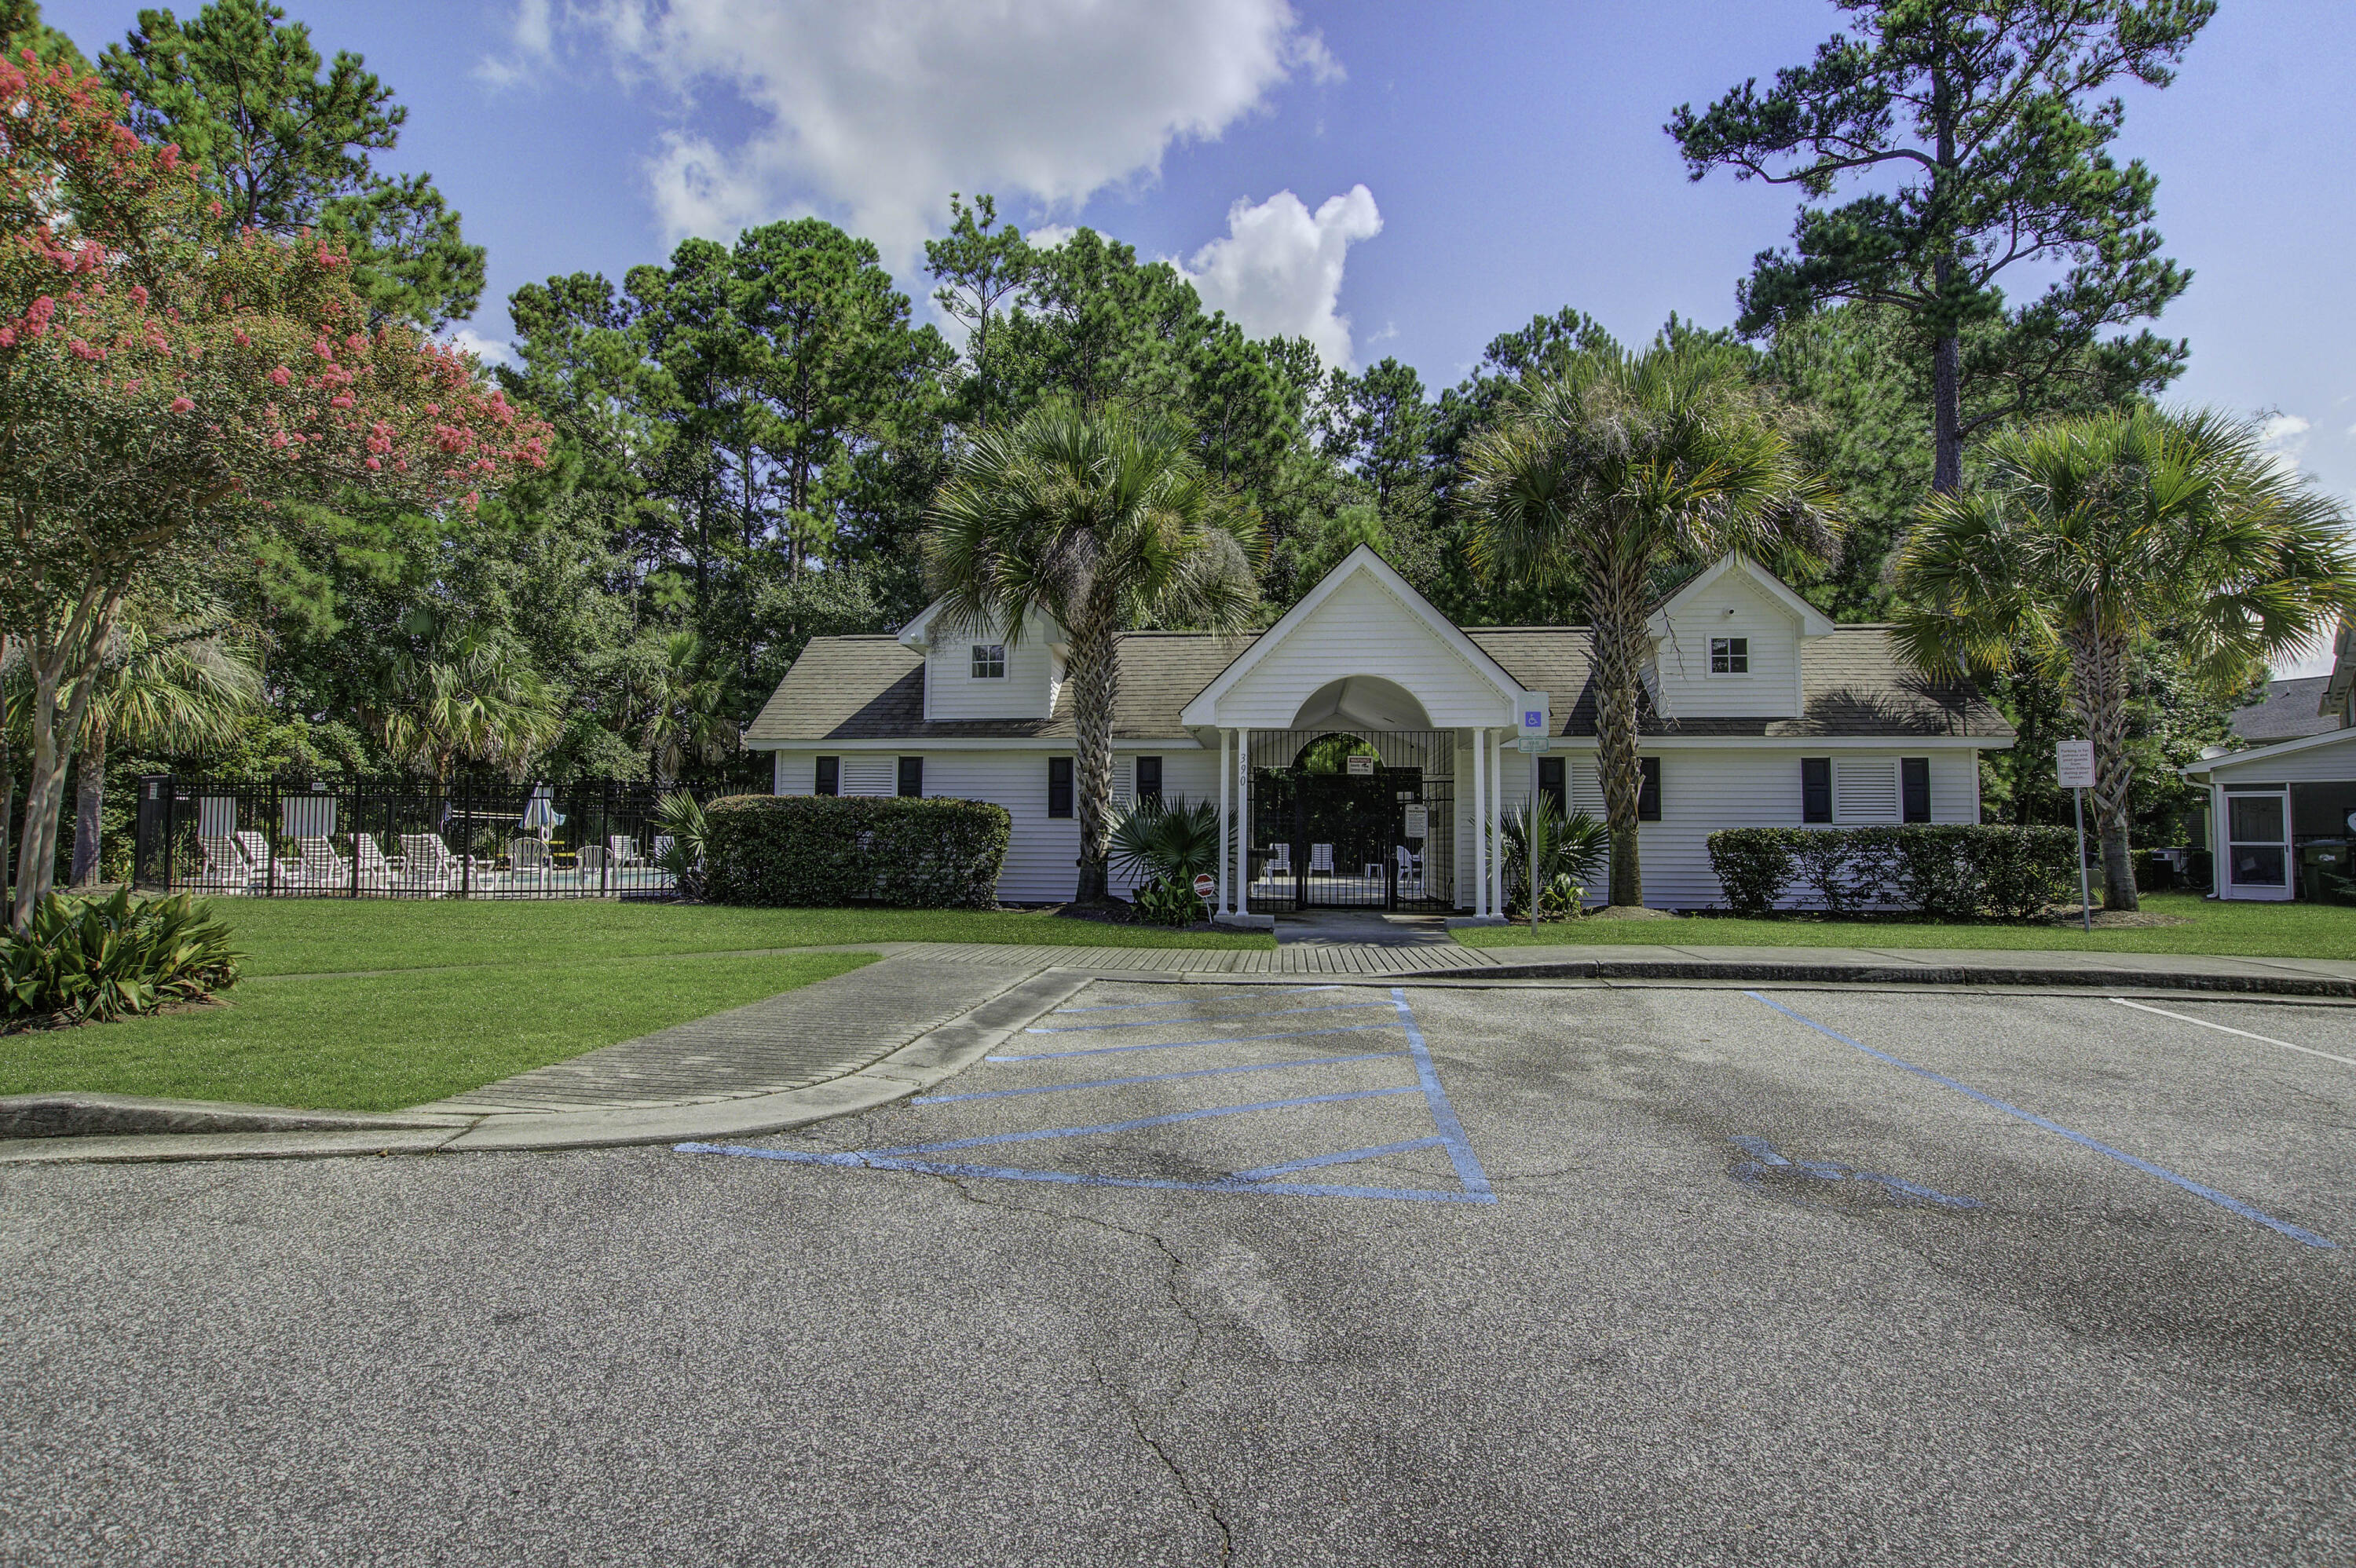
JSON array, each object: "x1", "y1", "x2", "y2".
[
  {"x1": 2057, "y1": 739, "x2": 2096, "y2": 931},
  {"x1": 1517, "y1": 694, "x2": 1551, "y2": 932}
]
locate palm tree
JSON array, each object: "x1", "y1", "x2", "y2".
[
  {"x1": 66, "y1": 618, "x2": 261, "y2": 885},
  {"x1": 927, "y1": 403, "x2": 1260, "y2": 905},
  {"x1": 1893, "y1": 408, "x2": 2356, "y2": 912},
  {"x1": 636, "y1": 630, "x2": 737, "y2": 787},
  {"x1": 1462, "y1": 340, "x2": 1838, "y2": 908},
  {"x1": 360, "y1": 631, "x2": 561, "y2": 783}
]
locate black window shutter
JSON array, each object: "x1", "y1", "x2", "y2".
[
  {"x1": 1901, "y1": 757, "x2": 1931, "y2": 823},
  {"x1": 1537, "y1": 756, "x2": 1565, "y2": 813},
  {"x1": 1136, "y1": 756, "x2": 1162, "y2": 802},
  {"x1": 1802, "y1": 758, "x2": 1831, "y2": 823},
  {"x1": 1637, "y1": 757, "x2": 1662, "y2": 822},
  {"x1": 814, "y1": 756, "x2": 839, "y2": 796},
  {"x1": 897, "y1": 756, "x2": 923, "y2": 798},
  {"x1": 1048, "y1": 756, "x2": 1074, "y2": 818}
]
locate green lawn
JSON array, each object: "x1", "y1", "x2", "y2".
[
  {"x1": 1453, "y1": 893, "x2": 2356, "y2": 959},
  {"x1": 0, "y1": 950, "x2": 876, "y2": 1113},
  {"x1": 214, "y1": 897, "x2": 1272, "y2": 978}
]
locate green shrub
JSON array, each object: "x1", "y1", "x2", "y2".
[
  {"x1": 701, "y1": 795, "x2": 1012, "y2": 909},
  {"x1": 1, "y1": 889, "x2": 242, "y2": 1025},
  {"x1": 1706, "y1": 828, "x2": 1797, "y2": 917},
  {"x1": 1704, "y1": 824, "x2": 2078, "y2": 920},
  {"x1": 1502, "y1": 799, "x2": 1609, "y2": 920},
  {"x1": 1133, "y1": 875, "x2": 1206, "y2": 927},
  {"x1": 1109, "y1": 796, "x2": 1221, "y2": 886}
]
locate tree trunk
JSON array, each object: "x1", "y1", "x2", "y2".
[
  {"x1": 1931, "y1": 320, "x2": 1963, "y2": 494},
  {"x1": 70, "y1": 722, "x2": 106, "y2": 887},
  {"x1": 2068, "y1": 630, "x2": 2139, "y2": 912},
  {"x1": 1590, "y1": 561, "x2": 1648, "y2": 908},
  {"x1": 1068, "y1": 613, "x2": 1119, "y2": 906},
  {"x1": 12, "y1": 621, "x2": 107, "y2": 930}
]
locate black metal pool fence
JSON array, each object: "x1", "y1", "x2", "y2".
[{"x1": 130, "y1": 775, "x2": 699, "y2": 900}]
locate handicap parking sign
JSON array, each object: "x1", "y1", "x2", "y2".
[{"x1": 1517, "y1": 693, "x2": 1549, "y2": 736}]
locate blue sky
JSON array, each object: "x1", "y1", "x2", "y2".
[{"x1": 47, "y1": 0, "x2": 2356, "y2": 667}]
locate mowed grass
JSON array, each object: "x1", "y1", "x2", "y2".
[
  {"x1": 0, "y1": 950, "x2": 877, "y2": 1113},
  {"x1": 1453, "y1": 892, "x2": 2356, "y2": 959},
  {"x1": 218, "y1": 897, "x2": 1273, "y2": 978}
]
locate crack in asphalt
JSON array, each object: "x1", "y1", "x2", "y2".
[{"x1": 924, "y1": 1171, "x2": 1238, "y2": 1565}]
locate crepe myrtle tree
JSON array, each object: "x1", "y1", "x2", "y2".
[
  {"x1": 926, "y1": 402, "x2": 1260, "y2": 906},
  {"x1": 0, "y1": 52, "x2": 548, "y2": 928},
  {"x1": 1462, "y1": 339, "x2": 1840, "y2": 909},
  {"x1": 1893, "y1": 407, "x2": 2356, "y2": 912}
]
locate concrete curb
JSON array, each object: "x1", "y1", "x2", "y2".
[
  {"x1": 0, "y1": 968, "x2": 1090, "y2": 1167},
  {"x1": 1425, "y1": 959, "x2": 2356, "y2": 996},
  {"x1": 0, "y1": 1091, "x2": 475, "y2": 1142}
]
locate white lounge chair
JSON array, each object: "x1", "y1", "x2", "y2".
[
  {"x1": 195, "y1": 835, "x2": 254, "y2": 891},
  {"x1": 353, "y1": 835, "x2": 404, "y2": 892},
  {"x1": 1309, "y1": 842, "x2": 1335, "y2": 875},
  {"x1": 398, "y1": 834, "x2": 468, "y2": 894},
  {"x1": 235, "y1": 830, "x2": 291, "y2": 886},
  {"x1": 287, "y1": 835, "x2": 351, "y2": 890},
  {"x1": 608, "y1": 835, "x2": 646, "y2": 868}
]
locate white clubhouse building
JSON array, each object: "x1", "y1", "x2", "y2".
[{"x1": 744, "y1": 547, "x2": 2015, "y2": 917}]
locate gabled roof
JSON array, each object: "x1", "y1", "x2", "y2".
[
  {"x1": 2230, "y1": 677, "x2": 2340, "y2": 744},
  {"x1": 2182, "y1": 722, "x2": 2356, "y2": 778},
  {"x1": 1645, "y1": 553, "x2": 1837, "y2": 640},
  {"x1": 1179, "y1": 545, "x2": 1527, "y2": 727}
]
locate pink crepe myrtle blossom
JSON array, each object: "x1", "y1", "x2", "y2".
[
  {"x1": 169, "y1": 397, "x2": 193, "y2": 413},
  {"x1": 269, "y1": 366, "x2": 290, "y2": 386}
]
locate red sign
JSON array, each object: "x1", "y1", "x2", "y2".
[{"x1": 1193, "y1": 873, "x2": 1216, "y2": 901}]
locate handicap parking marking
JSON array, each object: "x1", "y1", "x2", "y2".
[
  {"x1": 681, "y1": 986, "x2": 1496, "y2": 1205},
  {"x1": 2109, "y1": 997, "x2": 2356, "y2": 1069},
  {"x1": 1743, "y1": 991, "x2": 2337, "y2": 1250}
]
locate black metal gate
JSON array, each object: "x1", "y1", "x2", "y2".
[{"x1": 1244, "y1": 730, "x2": 1455, "y2": 913}]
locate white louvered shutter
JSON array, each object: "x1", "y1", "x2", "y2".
[
  {"x1": 840, "y1": 757, "x2": 895, "y2": 797},
  {"x1": 1833, "y1": 758, "x2": 1900, "y2": 821}
]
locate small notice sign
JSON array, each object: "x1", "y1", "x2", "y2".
[
  {"x1": 1403, "y1": 805, "x2": 1428, "y2": 839},
  {"x1": 2055, "y1": 739, "x2": 2095, "y2": 789},
  {"x1": 1346, "y1": 754, "x2": 1376, "y2": 777}
]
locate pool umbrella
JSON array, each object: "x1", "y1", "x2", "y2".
[{"x1": 519, "y1": 786, "x2": 564, "y2": 842}]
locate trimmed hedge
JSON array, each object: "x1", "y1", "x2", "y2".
[
  {"x1": 703, "y1": 795, "x2": 1012, "y2": 910},
  {"x1": 1705, "y1": 824, "x2": 2077, "y2": 920}
]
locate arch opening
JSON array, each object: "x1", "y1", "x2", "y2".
[{"x1": 1288, "y1": 675, "x2": 1433, "y2": 733}]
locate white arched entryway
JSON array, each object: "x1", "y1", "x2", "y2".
[{"x1": 1180, "y1": 546, "x2": 1538, "y2": 925}]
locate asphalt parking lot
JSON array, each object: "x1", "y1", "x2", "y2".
[{"x1": 5, "y1": 979, "x2": 2353, "y2": 1566}]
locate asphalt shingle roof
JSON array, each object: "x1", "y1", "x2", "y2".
[
  {"x1": 748, "y1": 622, "x2": 2010, "y2": 744},
  {"x1": 2229, "y1": 676, "x2": 2340, "y2": 744}
]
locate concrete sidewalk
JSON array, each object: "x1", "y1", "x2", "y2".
[{"x1": 4, "y1": 935, "x2": 2349, "y2": 1165}]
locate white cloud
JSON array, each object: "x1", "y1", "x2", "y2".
[
  {"x1": 2258, "y1": 411, "x2": 2314, "y2": 482},
  {"x1": 443, "y1": 326, "x2": 514, "y2": 367},
  {"x1": 555, "y1": 0, "x2": 1333, "y2": 261},
  {"x1": 476, "y1": 0, "x2": 554, "y2": 88},
  {"x1": 1180, "y1": 186, "x2": 1381, "y2": 368}
]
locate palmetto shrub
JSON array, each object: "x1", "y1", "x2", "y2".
[
  {"x1": 1108, "y1": 796, "x2": 1221, "y2": 888},
  {"x1": 1, "y1": 890, "x2": 242, "y2": 1025}
]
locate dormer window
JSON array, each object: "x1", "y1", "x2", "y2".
[
  {"x1": 971, "y1": 643, "x2": 1006, "y2": 678},
  {"x1": 1709, "y1": 637, "x2": 1749, "y2": 674}
]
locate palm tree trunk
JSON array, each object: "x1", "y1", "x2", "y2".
[
  {"x1": 1068, "y1": 614, "x2": 1119, "y2": 905},
  {"x1": 70, "y1": 721, "x2": 105, "y2": 886},
  {"x1": 2068, "y1": 629, "x2": 2138, "y2": 912},
  {"x1": 1590, "y1": 561, "x2": 1648, "y2": 908}
]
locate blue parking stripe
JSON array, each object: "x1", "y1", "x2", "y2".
[
  {"x1": 675, "y1": 1142, "x2": 1496, "y2": 1204},
  {"x1": 877, "y1": 1086, "x2": 1422, "y2": 1157},
  {"x1": 1024, "y1": 1001, "x2": 1392, "y2": 1034},
  {"x1": 1231, "y1": 1136, "x2": 1447, "y2": 1182},
  {"x1": 910, "y1": 1051, "x2": 1407, "y2": 1105},
  {"x1": 1743, "y1": 991, "x2": 2336, "y2": 1250},
  {"x1": 1390, "y1": 987, "x2": 1494, "y2": 1199},
  {"x1": 990, "y1": 1023, "x2": 1397, "y2": 1063}
]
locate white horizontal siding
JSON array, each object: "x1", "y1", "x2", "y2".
[
  {"x1": 1652, "y1": 576, "x2": 1802, "y2": 719},
  {"x1": 2204, "y1": 733, "x2": 2356, "y2": 785},
  {"x1": 1220, "y1": 570, "x2": 1513, "y2": 729},
  {"x1": 927, "y1": 621, "x2": 1059, "y2": 721}
]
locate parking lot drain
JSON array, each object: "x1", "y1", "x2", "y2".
[{"x1": 1743, "y1": 991, "x2": 2337, "y2": 1250}]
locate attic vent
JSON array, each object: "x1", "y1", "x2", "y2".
[
  {"x1": 1833, "y1": 758, "x2": 1900, "y2": 821},
  {"x1": 839, "y1": 757, "x2": 895, "y2": 798}
]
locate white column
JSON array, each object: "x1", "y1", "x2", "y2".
[
  {"x1": 1216, "y1": 728, "x2": 1232, "y2": 916},
  {"x1": 1470, "y1": 728, "x2": 1487, "y2": 916},
  {"x1": 1489, "y1": 730, "x2": 1505, "y2": 918}
]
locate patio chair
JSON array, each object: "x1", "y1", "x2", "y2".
[
  {"x1": 1396, "y1": 844, "x2": 1424, "y2": 898},
  {"x1": 1309, "y1": 842, "x2": 1335, "y2": 876},
  {"x1": 235, "y1": 830, "x2": 290, "y2": 886},
  {"x1": 509, "y1": 838, "x2": 554, "y2": 877},
  {"x1": 1267, "y1": 842, "x2": 1293, "y2": 874},
  {"x1": 608, "y1": 835, "x2": 646, "y2": 868},
  {"x1": 351, "y1": 834, "x2": 405, "y2": 892},
  {"x1": 397, "y1": 834, "x2": 467, "y2": 894},
  {"x1": 194, "y1": 836, "x2": 254, "y2": 891},
  {"x1": 649, "y1": 835, "x2": 676, "y2": 866},
  {"x1": 289, "y1": 835, "x2": 351, "y2": 890}
]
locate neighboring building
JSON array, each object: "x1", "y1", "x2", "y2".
[
  {"x1": 2186, "y1": 623, "x2": 2356, "y2": 901},
  {"x1": 744, "y1": 548, "x2": 2015, "y2": 915}
]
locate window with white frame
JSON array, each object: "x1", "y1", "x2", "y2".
[
  {"x1": 971, "y1": 643, "x2": 1006, "y2": 678},
  {"x1": 1709, "y1": 636, "x2": 1749, "y2": 674}
]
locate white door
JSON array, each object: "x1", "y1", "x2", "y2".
[{"x1": 2222, "y1": 790, "x2": 2293, "y2": 901}]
